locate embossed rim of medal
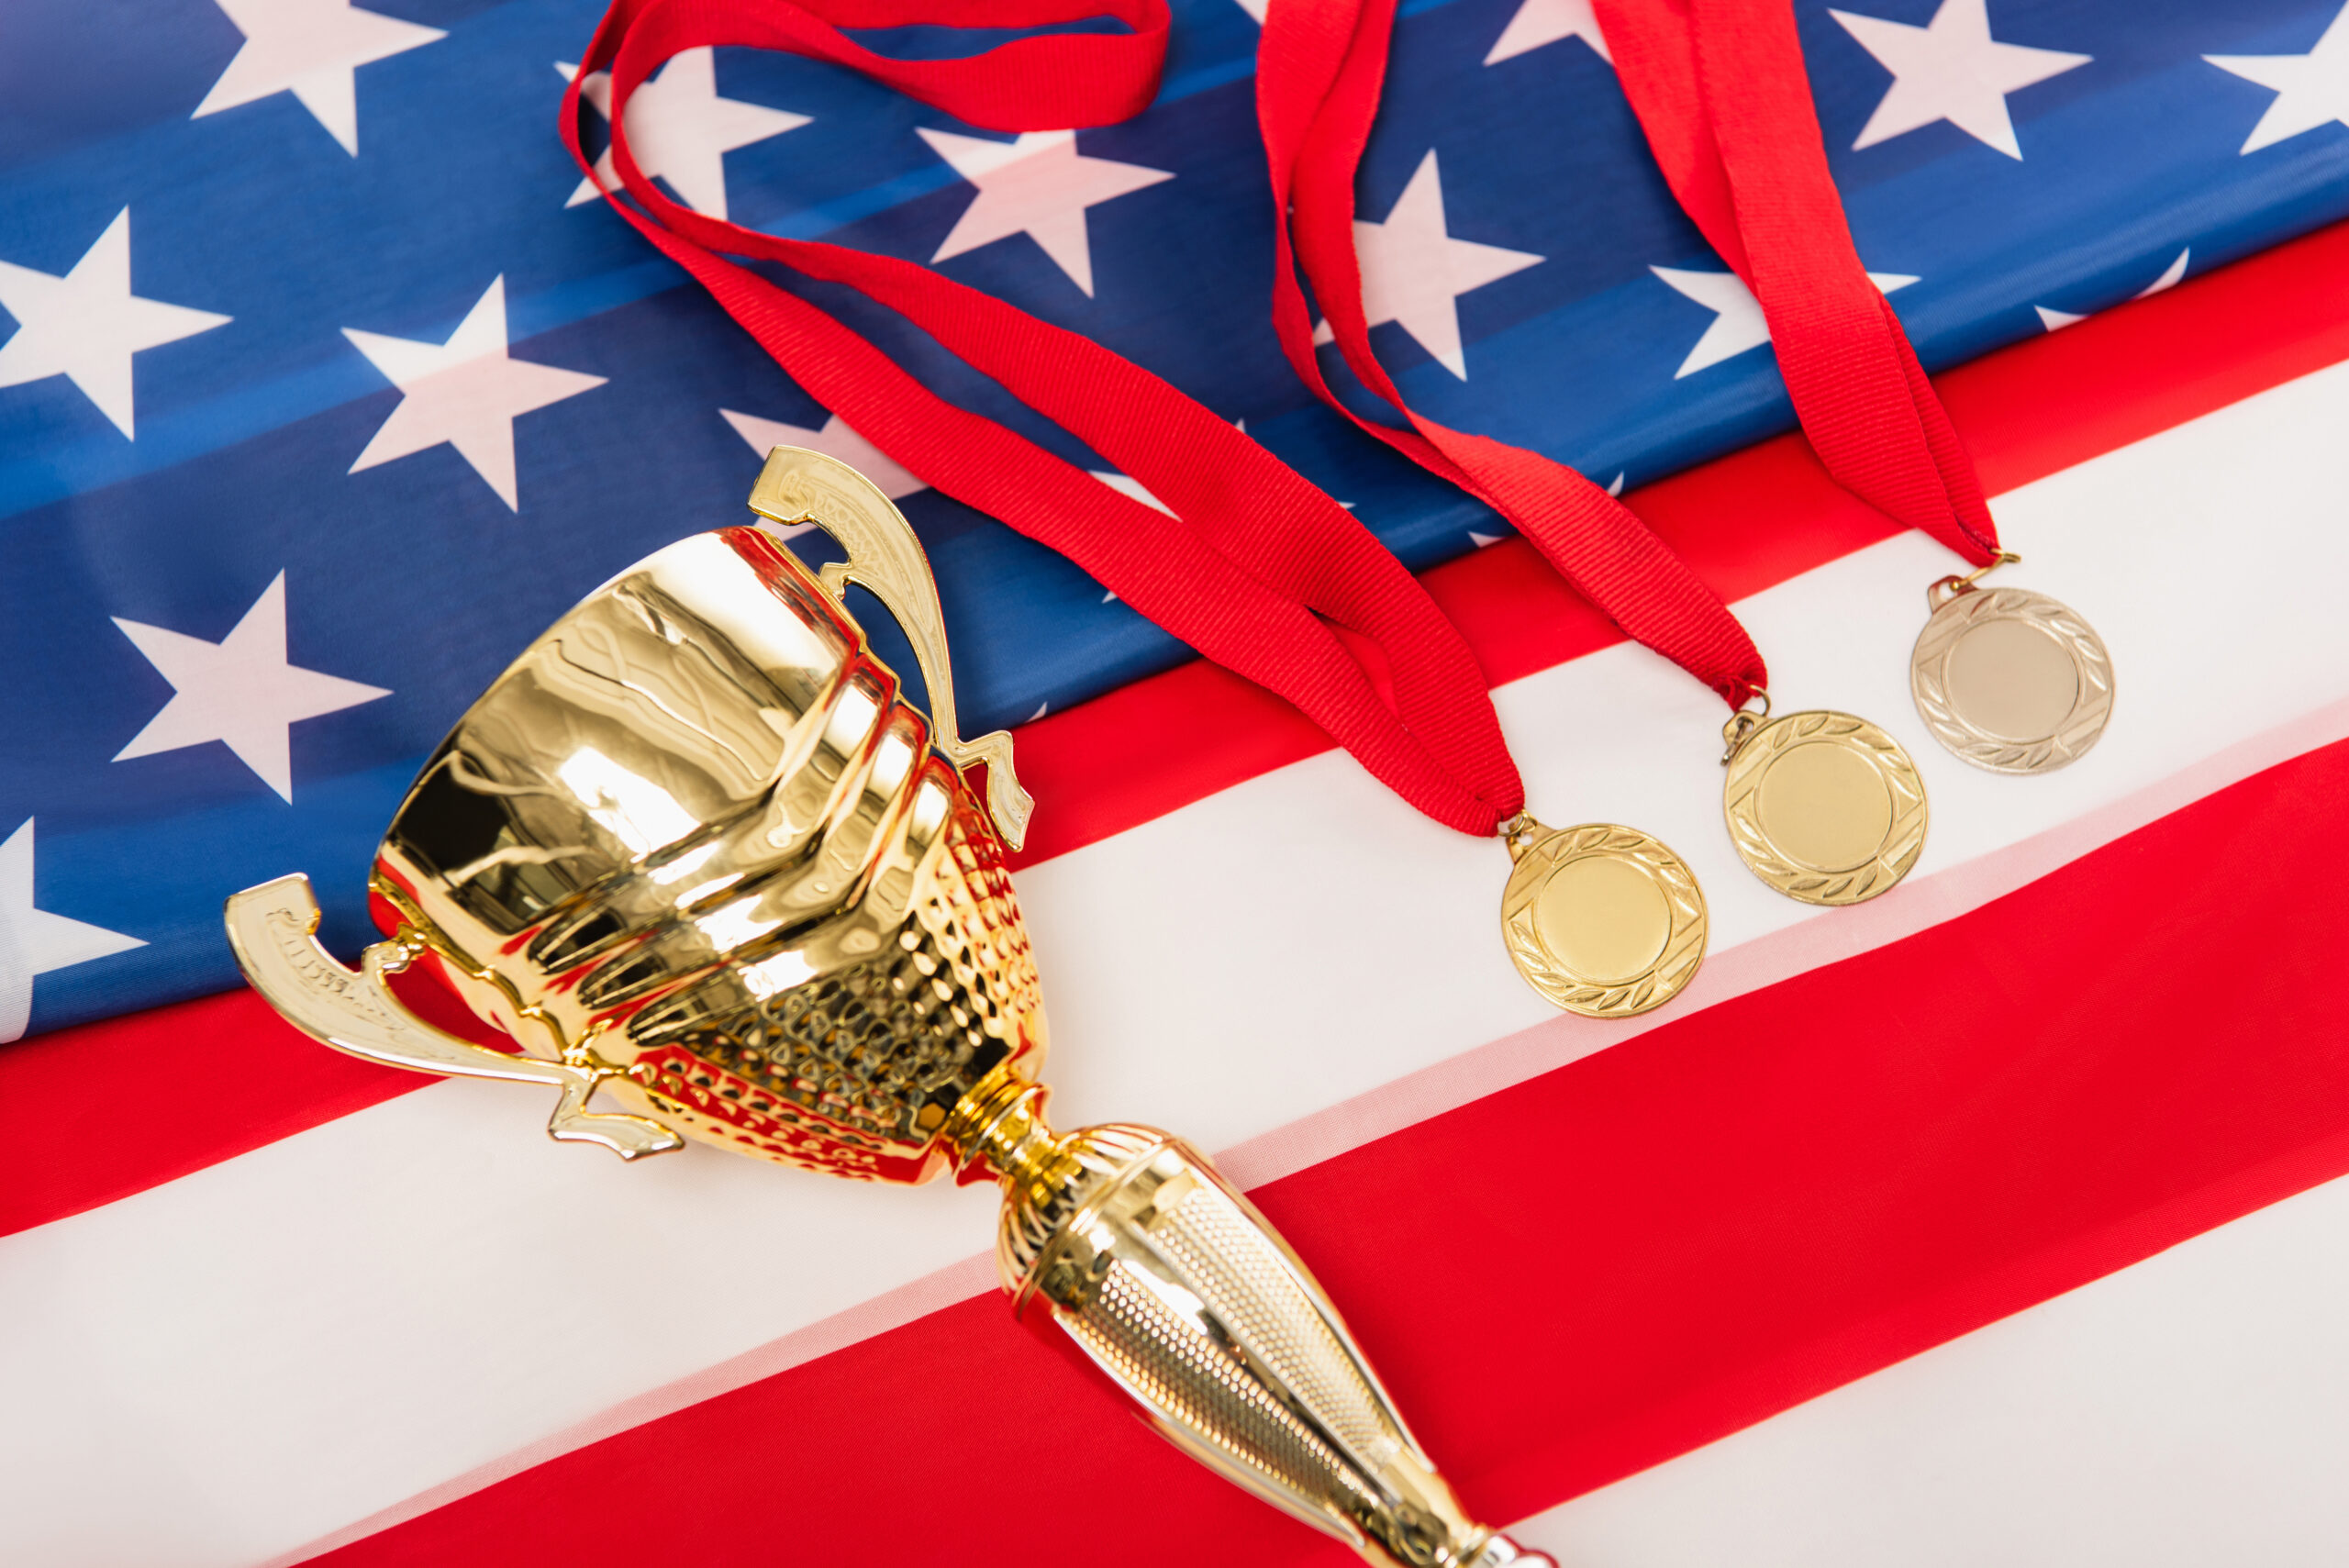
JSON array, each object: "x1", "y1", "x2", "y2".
[
  {"x1": 1499, "y1": 823, "x2": 1708, "y2": 1018},
  {"x1": 1910, "y1": 584, "x2": 2114, "y2": 775},
  {"x1": 1721, "y1": 711, "x2": 1929, "y2": 906}
]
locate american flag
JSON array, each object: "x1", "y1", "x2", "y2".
[{"x1": 5, "y1": 0, "x2": 2349, "y2": 1562}]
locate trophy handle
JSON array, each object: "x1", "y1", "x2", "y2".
[
  {"x1": 223, "y1": 875, "x2": 685, "y2": 1161},
  {"x1": 747, "y1": 444, "x2": 1035, "y2": 851},
  {"x1": 977, "y1": 1105, "x2": 1553, "y2": 1568}
]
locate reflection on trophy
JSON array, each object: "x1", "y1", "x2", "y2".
[{"x1": 225, "y1": 449, "x2": 1553, "y2": 1568}]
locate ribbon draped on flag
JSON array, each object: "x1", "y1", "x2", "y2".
[
  {"x1": 1257, "y1": 0, "x2": 1771, "y2": 710},
  {"x1": 1597, "y1": 0, "x2": 2003, "y2": 563},
  {"x1": 564, "y1": 0, "x2": 1529, "y2": 835}
]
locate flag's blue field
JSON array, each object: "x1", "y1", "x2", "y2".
[{"x1": 2, "y1": 0, "x2": 2344, "y2": 1035}]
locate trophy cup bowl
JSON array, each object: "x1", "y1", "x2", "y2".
[{"x1": 224, "y1": 449, "x2": 1551, "y2": 1568}]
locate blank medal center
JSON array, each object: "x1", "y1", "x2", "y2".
[
  {"x1": 1534, "y1": 855, "x2": 1670, "y2": 984},
  {"x1": 1759, "y1": 742, "x2": 1891, "y2": 872},
  {"x1": 1946, "y1": 617, "x2": 2077, "y2": 740}
]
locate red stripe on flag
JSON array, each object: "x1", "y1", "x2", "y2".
[
  {"x1": 0, "y1": 970, "x2": 495, "y2": 1237},
  {"x1": 5, "y1": 217, "x2": 2346, "y2": 1241},
  {"x1": 305, "y1": 736, "x2": 2349, "y2": 1567}
]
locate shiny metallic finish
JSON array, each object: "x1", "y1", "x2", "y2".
[
  {"x1": 223, "y1": 448, "x2": 1550, "y2": 1568},
  {"x1": 225, "y1": 877, "x2": 687, "y2": 1160},
  {"x1": 365, "y1": 517, "x2": 1044, "y2": 1184},
  {"x1": 997, "y1": 1120, "x2": 1510, "y2": 1568},
  {"x1": 1722, "y1": 708, "x2": 1928, "y2": 905},
  {"x1": 1912, "y1": 580, "x2": 2113, "y2": 774},
  {"x1": 1498, "y1": 818, "x2": 1706, "y2": 1018}
]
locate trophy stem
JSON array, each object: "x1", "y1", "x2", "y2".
[
  {"x1": 942, "y1": 1072, "x2": 1553, "y2": 1568},
  {"x1": 943, "y1": 1069, "x2": 1074, "y2": 1204}
]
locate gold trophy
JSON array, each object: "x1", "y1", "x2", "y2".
[{"x1": 224, "y1": 450, "x2": 1553, "y2": 1568}]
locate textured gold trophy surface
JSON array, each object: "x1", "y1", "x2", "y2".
[{"x1": 224, "y1": 449, "x2": 1552, "y2": 1568}]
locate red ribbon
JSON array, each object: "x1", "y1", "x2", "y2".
[
  {"x1": 1257, "y1": 0, "x2": 1771, "y2": 711},
  {"x1": 564, "y1": 0, "x2": 1527, "y2": 834},
  {"x1": 1592, "y1": 0, "x2": 2001, "y2": 563}
]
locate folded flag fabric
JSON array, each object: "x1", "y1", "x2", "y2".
[{"x1": 6, "y1": 0, "x2": 2349, "y2": 1036}]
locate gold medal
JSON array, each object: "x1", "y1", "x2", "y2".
[
  {"x1": 1720, "y1": 702, "x2": 1927, "y2": 906},
  {"x1": 1910, "y1": 557, "x2": 2112, "y2": 775},
  {"x1": 1499, "y1": 817, "x2": 1707, "y2": 1017}
]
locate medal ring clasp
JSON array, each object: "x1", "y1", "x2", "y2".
[
  {"x1": 1720, "y1": 689, "x2": 1772, "y2": 765},
  {"x1": 1927, "y1": 550, "x2": 2023, "y2": 611}
]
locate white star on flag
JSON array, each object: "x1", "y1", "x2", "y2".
[
  {"x1": 1486, "y1": 0, "x2": 1612, "y2": 66},
  {"x1": 1653, "y1": 265, "x2": 1919, "y2": 378},
  {"x1": 558, "y1": 52, "x2": 809, "y2": 220},
  {"x1": 2207, "y1": 6, "x2": 2349, "y2": 155},
  {"x1": 113, "y1": 573, "x2": 390, "y2": 803},
  {"x1": 2034, "y1": 248, "x2": 2190, "y2": 331},
  {"x1": 1830, "y1": 0, "x2": 2090, "y2": 159},
  {"x1": 719, "y1": 409, "x2": 927, "y2": 528},
  {"x1": 1091, "y1": 470, "x2": 1174, "y2": 517},
  {"x1": 916, "y1": 128, "x2": 1174, "y2": 296},
  {"x1": 343, "y1": 277, "x2": 606, "y2": 511},
  {"x1": 0, "y1": 210, "x2": 229, "y2": 439},
  {"x1": 0, "y1": 819, "x2": 145, "y2": 1044},
  {"x1": 1353, "y1": 150, "x2": 1543, "y2": 379},
  {"x1": 194, "y1": 0, "x2": 445, "y2": 156}
]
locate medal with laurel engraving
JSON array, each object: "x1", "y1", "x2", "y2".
[
  {"x1": 1498, "y1": 820, "x2": 1707, "y2": 1017},
  {"x1": 1721, "y1": 709, "x2": 1929, "y2": 906},
  {"x1": 1911, "y1": 578, "x2": 2113, "y2": 775}
]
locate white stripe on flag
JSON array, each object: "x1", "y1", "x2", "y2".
[
  {"x1": 1519, "y1": 1169, "x2": 2349, "y2": 1566},
  {"x1": 6, "y1": 358, "x2": 2349, "y2": 1567}
]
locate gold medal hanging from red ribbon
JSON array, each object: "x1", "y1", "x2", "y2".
[
  {"x1": 1499, "y1": 817, "x2": 1710, "y2": 1017},
  {"x1": 1720, "y1": 697, "x2": 1930, "y2": 906},
  {"x1": 1595, "y1": 0, "x2": 2113, "y2": 891},
  {"x1": 1257, "y1": 0, "x2": 1947, "y2": 990}
]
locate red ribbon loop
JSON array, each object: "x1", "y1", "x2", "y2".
[
  {"x1": 1596, "y1": 0, "x2": 2001, "y2": 564},
  {"x1": 568, "y1": 0, "x2": 1527, "y2": 833},
  {"x1": 1258, "y1": 0, "x2": 1771, "y2": 710}
]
